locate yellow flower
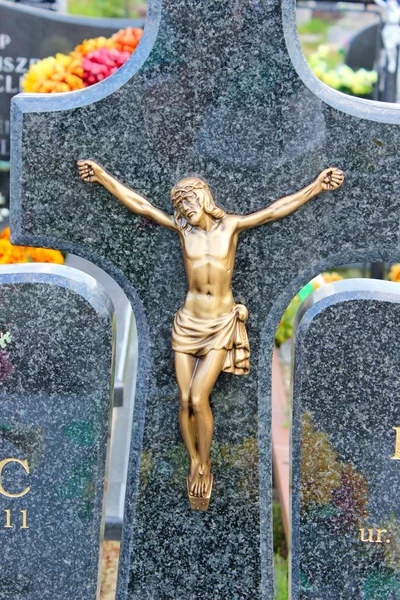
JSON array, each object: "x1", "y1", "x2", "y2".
[
  {"x1": 388, "y1": 264, "x2": 400, "y2": 283},
  {"x1": 322, "y1": 271, "x2": 344, "y2": 284},
  {"x1": 22, "y1": 53, "x2": 84, "y2": 93},
  {"x1": 0, "y1": 238, "x2": 11, "y2": 263},
  {"x1": 74, "y1": 36, "x2": 113, "y2": 56}
]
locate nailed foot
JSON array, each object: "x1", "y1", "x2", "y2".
[{"x1": 189, "y1": 460, "x2": 212, "y2": 497}]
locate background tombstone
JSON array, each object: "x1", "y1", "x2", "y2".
[
  {"x1": 10, "y1": 0, "x2": 400, "y2": 597},
  {"x1": 291, "y1": 279, "x2": 400, "y2": 599},
  {"x1": 0, "y1": 263, "x2": 114, "y2": 600},
  {"x1": 0, "y1": 0, "x2": 143, "y2": 202}
]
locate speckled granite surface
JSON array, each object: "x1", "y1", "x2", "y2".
[
  {"x1": 0, "y1": 264, "x2": 114, "y2": 600},
  {"x1": 292, "y1": 280, "x2": 400, "y2": 599},
  {"x1": 9, "y1": 0, "x2": 400, "y2": 598}
]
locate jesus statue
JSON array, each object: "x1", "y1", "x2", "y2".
[{"x1": 78, "y1": 160, "x2": 344, "y2": 509}]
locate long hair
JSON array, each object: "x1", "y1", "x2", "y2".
[{"x1": 171, "y1": 176, "x2": 225, "y2": 232}]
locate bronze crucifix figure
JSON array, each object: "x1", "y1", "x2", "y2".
[{"x1": 78, "y1": 160, "x2": 343, "y2": 510}]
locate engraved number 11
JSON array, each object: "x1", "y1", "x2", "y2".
[{"x1": 3, "y1": 509, "x2": 28, "y2": 529}]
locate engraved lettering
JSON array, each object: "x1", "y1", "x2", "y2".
[
  {"x1": 0, "y1": 119, "x2": 10, "y2": 135},
  {"x1": 391, "y1": 426, "x2": 400, "y2": 460},
  {"x1": 360, "y1": 527, "x2": 389, "y2": 543},
  {"x1": 2, "y1": 509, "x2": 29, "y2": 529},
  {"x1": 15, "y1": 57, "x2": 28, "y2": 74},
  {"x1": 2, "y1": 57, "x2": 14, "y2": 73},
  {"x1": 0, "y1": 139, "x2": 9, "y2": 155},
  {"x1": 360, "y1": 528, "x2": 375, "y2": 542},
  {"x1": 0, "y1": 458, "x2": 30, "y2": 498},
  {"x1": 4, "y1": 509, "x2": 12, "y2": 528},
  {"x1": 0, "y1": 34, "x2": 11, "y2": 50},
  {"x1": 20, "y1": 509, "x2": 28, "y2": 529},
  {"x1": 5, "y1": 75, "x2": 17, "y2": 94},
  {"x1": 376, "y1": 529, "x2": 387, "y2": 543}
]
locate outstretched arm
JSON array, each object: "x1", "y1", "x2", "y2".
[
  {"x1": 236, "y1": 168, "x2": 344, "y2": 232},
  {"x1": 77, "y1": 160, "x2": 177, "y2": 231}
]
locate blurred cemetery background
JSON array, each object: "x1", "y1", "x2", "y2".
[{"x1": 1, "y1": 0, "x2": 400, "y2": 597}]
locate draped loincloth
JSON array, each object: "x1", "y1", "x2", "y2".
[{"x1": 172, "y1": 304, "x2": 250, "y2": 375}]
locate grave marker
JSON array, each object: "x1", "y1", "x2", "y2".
[
  {"x1": 0, "y1": 0, "x2": 143, "y2": 201},
  {"x1": 292, "y1": 279, "x2": 400, "y2": 599},
  {"x1": 10, "y1": 0, "x2": 400, "y2": 597},
  {"x1": 0, "y1": 263, "x2": 114, "y2": 599}
]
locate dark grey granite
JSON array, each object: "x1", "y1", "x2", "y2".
[
  {"x1": 9, "y1": 0, "x2": 400, "y2": 597},
  {"x1": 0, "y1": 263, "x2": 115, "y2": 600},
  {"x1": 292, "y1": 279, "x2": 400, "y2": 599}
]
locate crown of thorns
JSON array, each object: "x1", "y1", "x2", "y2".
[{"x1": 171, "y1": 181, "x2": 208, "y2": 205}]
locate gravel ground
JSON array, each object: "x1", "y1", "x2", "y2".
[{"x1": 100, "y1": 541, "x2": 120, "y2": 600}]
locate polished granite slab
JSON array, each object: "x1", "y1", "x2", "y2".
[
  {"x1": 0, "y1": 264, "x2": 114, "y2": 600},
  {"x1": 292, "y1": 279, "x2": 400, "y2": 599}
]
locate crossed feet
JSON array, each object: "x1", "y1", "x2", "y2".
[{"x1": 188, "y1": 457, "x2": 212, "y2": 497}]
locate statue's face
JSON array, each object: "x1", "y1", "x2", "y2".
[{"x1": 177, "y1": 192, "x2": 204, "y2": 226}]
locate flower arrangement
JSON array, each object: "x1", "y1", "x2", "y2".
[
  {"x1": 308, "y1": 45, "x2": 378, "y2": 98},
  {"x1": 22, "y1": 26, "x2": 143, "y2": 93},
  {"x1": 0, "y1": 228, "x2": 64, "y2": 265}
]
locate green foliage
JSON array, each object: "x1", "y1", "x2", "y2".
[
  {"x1": 68, "y1": 0, "x2": 146, "y2": 18},
  {"x1": 274, "y1": 554, "x2": 288, "y2": 600},
  {"x1": 273, "y1": 501, "x2": 287, "y2": 557},
  {"x1": 308, "y1": 45, "x2": 377, "y2": 97},
  {"x1": 298, "y1": 17, "x2": 333, "y2": 57},
  {"x1": 298, "y1": 17, "x2": 331, "y2": 37},
  {"x1": 275, "y1": 294, "x2": 302, "y2": 346}
]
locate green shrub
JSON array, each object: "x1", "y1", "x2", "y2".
[{"x1": 274, "y1": 554, "x2": 288, "y2": 600}]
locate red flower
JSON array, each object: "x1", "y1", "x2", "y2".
[{"x1": 82, "y1": 48, "x2": 131, "y2": 86}]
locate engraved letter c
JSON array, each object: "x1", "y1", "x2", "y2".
[{"x1": 0, "y1": 458, "x2": 30, "y2": 498}]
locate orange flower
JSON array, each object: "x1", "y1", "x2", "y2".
[
  {"x1": 74, "y1": 36, "x2": 114, "y2": 57},
  {"x1": 0, "y1": 238, "x2": 11, "y2": 263},
  {"x1": 388, "y1": 264, "x2": 400, "y2": 283},
  {"x1": 110, "y1": 27, "x2": 143, "y2": 54},
  {"x1": 25, "y1": 247, "x2": 64, "y2": 264},
  {"x1": 9, "y1": 244, "x2": 27, "y2": 263},
  {"x1": 0, "y1": 227, "x2": 64, "y2": 264}
]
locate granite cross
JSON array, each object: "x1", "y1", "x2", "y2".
[{"x1": 10, "y1": 0, "x2": 400, "y2": 597}]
